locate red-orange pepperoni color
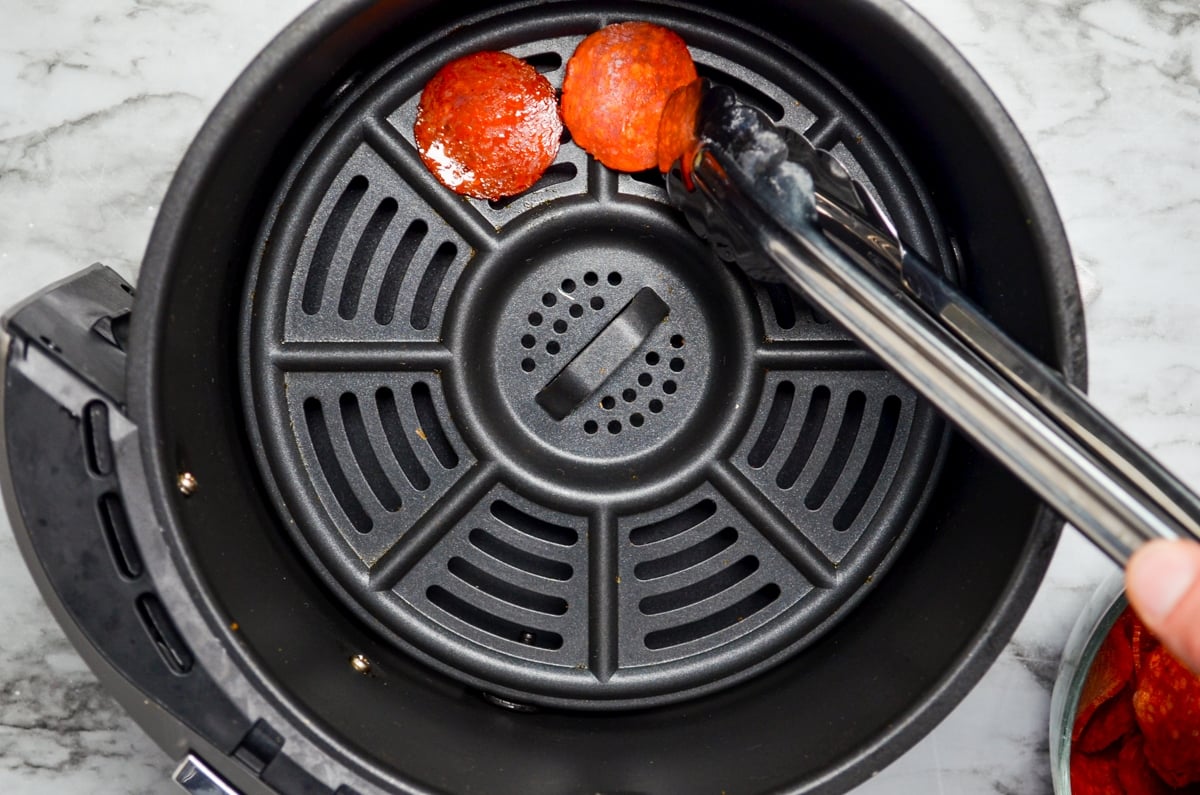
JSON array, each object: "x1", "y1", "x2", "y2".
[
  {"x1": 657, "y1": 78, "x2": 704, "y2": 177},
  {"x1": 414, "y1": 51, "x2": 561, "y2": 200},
  {"x1": 562, "y1": 22, "x2": 698, "y2": 172}
]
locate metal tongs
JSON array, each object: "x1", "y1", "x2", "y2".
[{"x1": 666, "y1": 84, "x2": 1200, "y2": 564}]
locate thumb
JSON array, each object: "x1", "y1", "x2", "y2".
[{"x1": 1126, "y1": 539, "x2": 1200, "y2": 675}]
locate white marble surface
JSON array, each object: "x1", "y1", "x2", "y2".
[{"x1": 1, "y1": 1, "x2": 1197, "y2": 793}]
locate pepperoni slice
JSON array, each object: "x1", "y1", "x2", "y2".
[
  {"x1": 415, "y1": 51, "x2": 562, "y2": 200},
  {"x1": 1076, "y1": 684, "x2": 1137, "y2": 753},
  {"x1": 1074, "y1": 611, "x2": 1135, "y2": 742},
  {"x1": 562, "y1": 22, "x2": 698, "y2": 172},
  {"x1": 1133, "y1": 646, "x2": 1200, "y2": 787},
  {"x1": 657, "y1": 78, "x2": 704, "y2": 179},
  {"x1": 1071, "y1": 745, "x2": 1123, "y2": 795},
  {"x1": 1118, "y1": 735, "x2": 1174, "y2": 795}
]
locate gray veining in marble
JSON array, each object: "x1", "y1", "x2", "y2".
[{"x1": 2, "y1": 1, "x2": 1199, "y2": 793}]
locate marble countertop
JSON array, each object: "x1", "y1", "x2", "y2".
[{"x1": 1, "y1": 1, "x2": 1198, "y2": 793}]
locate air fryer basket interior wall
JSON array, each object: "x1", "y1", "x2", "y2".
[{"x1": 3, "y1": 0, "x2": 1085, "y2": 793}]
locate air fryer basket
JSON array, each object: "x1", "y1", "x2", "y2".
[{"x1": 2, "y1": 0, "x2": 1085, "y2": 793}]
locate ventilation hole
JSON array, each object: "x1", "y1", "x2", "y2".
[
  {"x1": 622, "y1": 388, "x2": 637, "y2": 403},
  {"x1": 410, "y1": 241, "x2": 457, "y2": 330},
  {"x1": 694, "y1": 63, "x2": 786, "y2": 122},
  {"x1": 492, "y1": 501, "x2": 578, "y2": 546},
  {"x1": 834, "y1": 396, "x2": 902, "y2": 531},
  {"x1": 646, "y1": 351, "x2": 660, "y2": 366},
  {"x1": 764, "y1": 283, "x2": 797, "y2": 330},
  {"x1": 469, "y1": 529, "x2": 573, "y2": 581},
  {"x1": 639, "y1": 556, "x2": 760, "y2": 615},
  {"x1": 630, "y1": 413, "x2": 645, "y2": 428},
  {"x1": 630, "y1": 499, "x2": 718, "y2": 545},
  {"x1": 136, "y1": 594, "x2": 195, "y2": 674},
  {"x1": 638, "y1": 373, "x2": 653, "y2": 387},
  {"x1": 339, "y1": 198, "x2": 398, "y2": 320},
  {"x1": 648, "y1": 399, "x2": 664, "y2": 414},
  {"x1": 546, "y1": 340, "x2": 561, "y2": 355},
  {"x1": 427, "y1": 586, "x2": 563, "y2": 650},
  {"x1": 663, "y1": 380, "x2": 678, "y2": 395},
  {"x1": 99, "y1": 493, "x2": 142, "y2": 579},
  {"x1": 528, "y1": 312, "x2": 543, "y2": 327},
  {"x1": 670, "y1": 358, "x2": 685, "y2": 372},
  {"x1": 776, "y1": 385, "x2": 831, "y2": 490},
  {"x1": 489, "y1": 162, "x2": 578, "y2": 210},
  {"x1": 608, "y1": 420, "x2": 622, "y2": 435},
  {"x1": 522, "y1": 51, "x2": 563, "y2": 73},
  {"x1": 374, "y1": 388, "x2": 431, "y2": 491},
  {"x1": 561, "y1": 278, "x2": 576, "y2": 293},
  {"x1": 635, "y1": 527, "x2": 738, "y2": 581},
  {"x1": 411, "y1": 382, "x2": 459, "y2": 469},
  {"x1": 584, "y1": 271, "x2": 598, "y2": 286},
  {"x1": 521, "y1": 334, "x2": 536, "y2": 349},
  {"x1": 560, "y1": 126, "x2": 572, "y2": 145},
  {"x1": 304, "y1": 398, "x2": 372, "y2": 533},
  {"x1": 303, "y1": 175, "x2": 368, "y2": 315},
  {"x1": 608, "y1": 272, "x2": 622, "y2": 286},
  {"x1": 38, "y1": 335, "x2": 62, "y2": 354},
  {"x1": 448, "y1": 558, "x2": 568, "y2": 616},
  {"x1": 522, "y1": 358, "x2": 536, "y2": 372},
  {"x1": 553, "y1": 319, "x2": 568, "y2": 333},
  {"x1": 83, "y1": 401, "x2": 113, "y2": 476},
  {"x1": 644, "y1": 584, "x2": 780, "y2": 650},
  {"x1": 601, "y1": 396, "x2": 616, "y2": 410},
  {"x1": 569, "y1": 304, "x2": 584, "y2": 318},
  {"x1": 806, "y1": 391, "x2": 867, "y2": 510},
  {"x1": 374, "y1": 219, "x2": 424, "y2": 322},
  {"x1": 748, "y1": 381, "x2": 795, "y2": 469},
  {"x1": 590, "y1": 296, "x2": 605, "y2": 310},
  {"x1": 340, "y1": 393, "x2": 402, "y2": 512},
  {"x1": 670, "y1": 334, "x2": 685, "y2": 348},
  {"x1": 542, "y1": 293, "x2": 557, "y2": 307},
  {"x1": 629, "y1": 168, "x2": 667, "y2": 189},
  {"x1": 584, "y1": 420, "x2": 598, "y2": 435},
  {"x1": 119, "y1": 283, "x2": 134, "y2": 295}
]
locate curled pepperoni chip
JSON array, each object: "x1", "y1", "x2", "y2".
[
  {"x1": 1133, "y1": 646, "x2": 1200, "y2": 787},
  {"x1": 657, "y1": 78, "x2": 704, "y2": 177},
  {"x1": 1118, "y1": 735, "x2": 1174, "y2": 795},
  {"x1": 562, "y1": 22, "x2": 698, "y2": 172},
  {"x1": 1071, "y1": 745, "x2": 1123, "y2": 794},
  {"x1": 1077, "y1": 684, "x2": 1138, "y2": 753},
  {"x1": 415, "y1": 51, "x2": 562, "y2": 200},
  {"x1": 1074, "y1": 611, "x2": 1136, "y2": 742}
]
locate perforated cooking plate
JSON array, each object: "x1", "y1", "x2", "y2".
[{"x1": 243, "y1": 3, "x2": 951, "y2": 708}]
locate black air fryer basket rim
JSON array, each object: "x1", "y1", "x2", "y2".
[{"x1": 123, "y1": 0, "x2": 1085, "y2": 792}]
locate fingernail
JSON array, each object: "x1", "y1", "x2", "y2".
[{"x1": 1128, "y1": 540, "x2": 1199, "y2": 623}]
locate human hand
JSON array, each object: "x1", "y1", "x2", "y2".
[{"x1": 1126, "y1": 539, "x2": 1200, "y2": 675}]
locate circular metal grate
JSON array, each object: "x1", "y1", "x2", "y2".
[{"x1": 243, "y1": 2, "x2": 950, "y2": 709}]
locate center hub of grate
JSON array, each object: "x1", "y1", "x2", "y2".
[{"x1": 450, "y1": 204, "x2": 756, "y2": 492}]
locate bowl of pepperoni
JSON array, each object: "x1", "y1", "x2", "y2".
[{"x1": 1052, "y1": 574, "x2": 1200, "y2": 794}]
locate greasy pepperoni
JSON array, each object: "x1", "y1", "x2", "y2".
[
  {"x1": 657, "y1": 78, "x2": 704, "y2": 178},
  {"x1": 1074, "y1": 610, "x2": 1135, "y2": 742},
  {"x1": 1133, "y1": 646, "x2": 1200, "y2": 787},
  {"x1": 1071, "y1": 745, "x2": 1123, "y2": 795},
  {"x1": 562, "y1": 22, "x2": 698, "y2": 172},
  {"x1": 415, "y1": 51, "x2": 561, "y2": 200},
  {"x1": 1076, "y1": 685, "x2": 1137, "y2": 753},
  {"x1": 1118, "y1": 736, "x2": 1174, "y2": 795}
]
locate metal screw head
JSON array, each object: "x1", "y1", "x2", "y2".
[
  {"x1": 176, "y1": 472, "x2": 199, "y2": 497},
  {"x1": 350, "y1": 654, "x2": 371, "y2": 675}
]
